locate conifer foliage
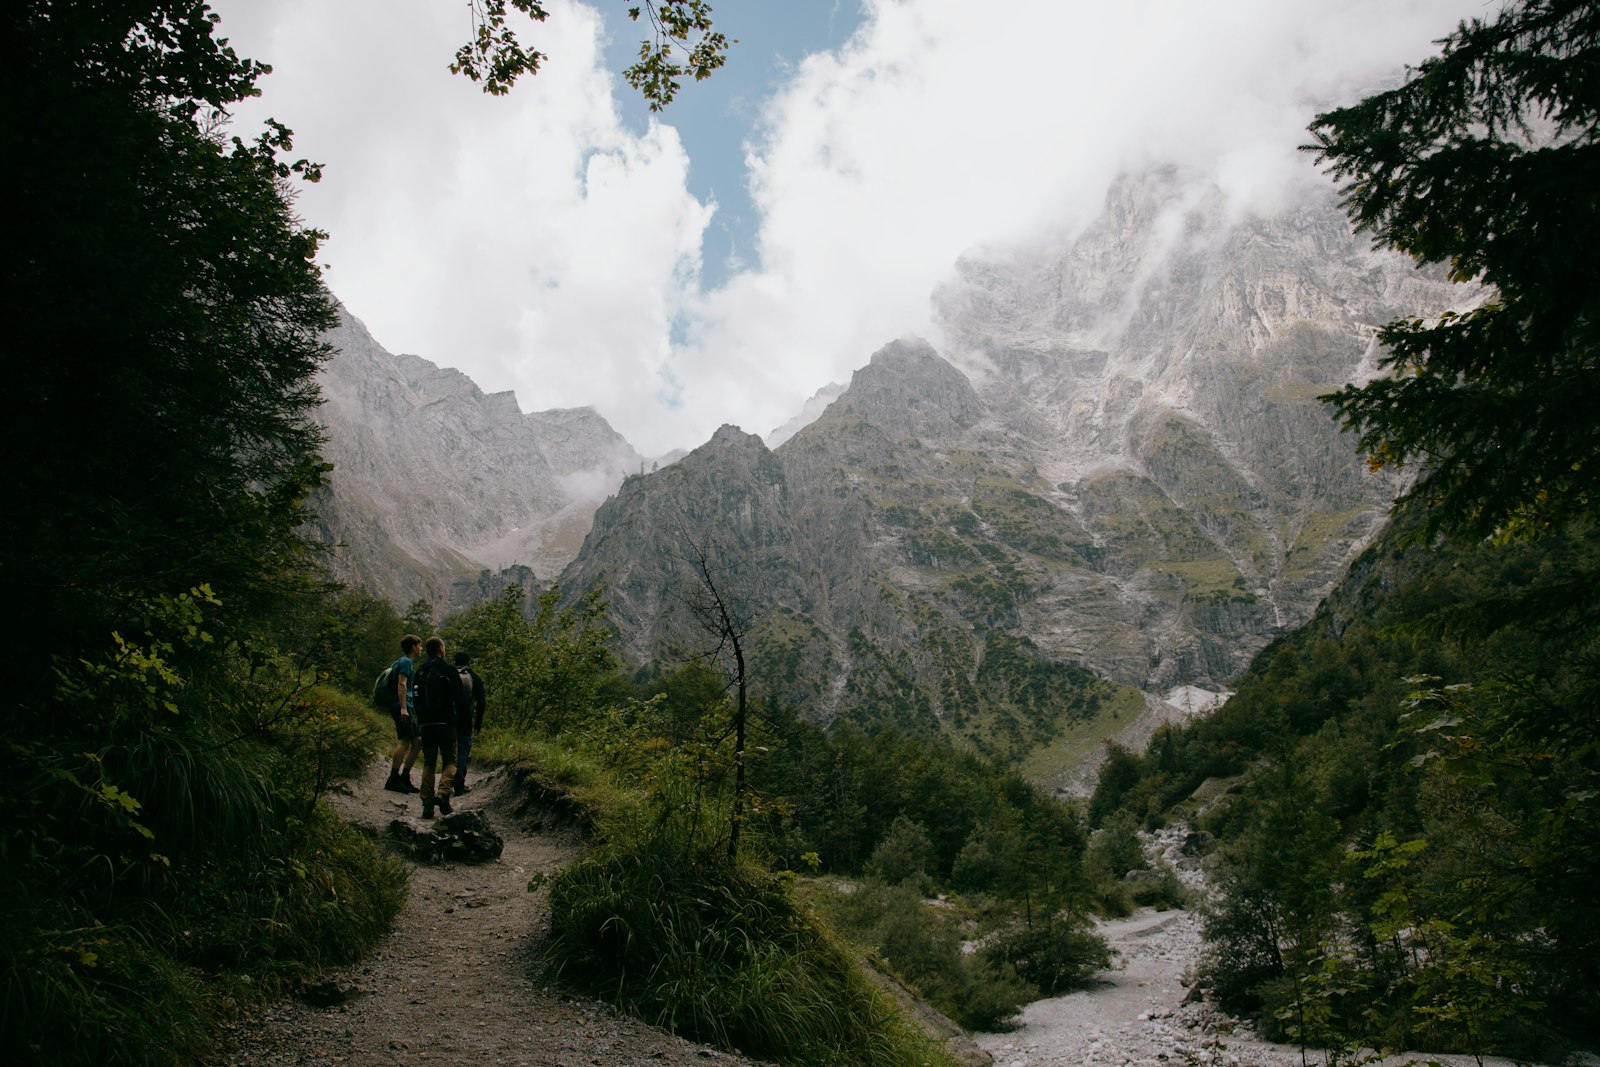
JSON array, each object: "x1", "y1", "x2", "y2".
[{"x1": 1309, "y1": 0, "x2": 1600, "y2": 543}]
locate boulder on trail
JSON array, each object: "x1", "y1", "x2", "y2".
[{"x1": 387, "y1": 809, "x2": 504, "y2": 864}]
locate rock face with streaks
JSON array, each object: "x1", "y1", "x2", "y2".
[
  {"x1": 309, "y1": 307, "x2": 642, "y2": 614},
  {"x1": 553, "y1": 170, "x2": 1469, "y2": 761}
]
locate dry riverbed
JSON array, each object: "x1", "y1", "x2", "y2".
[{"x1": 976, "y1": 826, "x2": 1589, "y2": 1067}]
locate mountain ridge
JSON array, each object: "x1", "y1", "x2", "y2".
[
  {"x1": 550, "y1": 171, "x2": 1469, "y2": 762},
  {"x1": 311, "y1": 168, "x2": 1471, "y2": 767},
  {"x1": 309, "y1": 309, "x2": 644, "y2": 611}
]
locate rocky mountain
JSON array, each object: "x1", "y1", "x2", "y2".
[
  {"x1": 553, "y1": 169, "x2": 1472, "y2": 763},
  {"x1": 308, "y1": 309, "x2": 642, "y2": 612}
]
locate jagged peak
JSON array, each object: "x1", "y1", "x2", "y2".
[
  {"x1": 392, "y1": 351, "x2": 483, "y2": 402},
  {"x1": 706, "y1": 423, "x2": 770, "y2": 452},
  {"x1": 833, "y1": 337, "x2": 983, "y2": 435},
  {"x1": 483, "y1": 390, "x2": 521, "y2": 419},
  {"x1": 866, "y1": 335, "x2": 943, "y2": 366},
  {"x1": 767, "y1": 381, "x2": 847, "y2": 449},
  {"x1": 530, "y1": 404, "x2": 606, "y2": 423}
]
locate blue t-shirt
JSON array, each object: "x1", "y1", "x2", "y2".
[{"x1": 393, "y1": 655, "x2": 415, "y2": 711}]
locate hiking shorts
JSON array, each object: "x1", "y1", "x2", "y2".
[{"x1": 392, "y1": 707, "x2": 419, "y2": 741}]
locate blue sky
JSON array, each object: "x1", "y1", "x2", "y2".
[
  {"x1": 602, "y1": 1, "x2": 865, "y2": 291},
  {"x1": 213, "y1": 0, "x2": 1487, "y2": 456}
]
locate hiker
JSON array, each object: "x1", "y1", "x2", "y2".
[
  {"x1": 453, "y1": 652, "x2": 487, "y2": 794},
  {"x1": 414, "y1": 636, "x2": 470, "y2": 818},
  {"x1": 383, "y1": 634, "x2": 423, "y2": 793}
]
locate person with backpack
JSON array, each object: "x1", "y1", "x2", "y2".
[
  {"x1": 413, "y1": 635, "x2": 471, "y2": 818},
  {"x1": 452, "y1": 652, "x2": 487, "y2": 795},
  {"x1": 383, "y1": 634, "x2": 423, "y2": 793}
]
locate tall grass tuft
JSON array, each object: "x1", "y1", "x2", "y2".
[
  {"x1": 172, "y1": 806, "x2": 408, "y2": 979},
  {"x1": 545, "y1": 773, "x2": 958, "y2": 1067},
  {"x1": 1, "y1": 904, "x2": 215, "y2": 1066},
  {"x1": 1, "y1": 803, "x2": 405, "y2": 1067},
  {"x1": 4, "y1": 603, "x2": 407, "y2": 1067}
]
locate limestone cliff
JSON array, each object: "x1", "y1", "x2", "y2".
[
  {"x1": 554, "y1": 172, "x2": 1471, "y2": 760},
  {"x1": 309, "y1": 308, "x2": 641, "y2": 614}
]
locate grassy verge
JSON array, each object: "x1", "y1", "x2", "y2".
[
  {"x1": 497, "y1": 739, "x2": 963, "y2": 1067},
  {"x1": 1019, "y1": 684, "x2": 1146, "y2": 785},
  {"x1": 4, "y1": 688, "x2": 406, "y2": 1067}
]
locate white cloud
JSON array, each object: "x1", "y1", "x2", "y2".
[
  {"x1": 215, "y1": 0, "x2": 1487, "y2": 456},
  {"x1": 216, "y1": 0, "x2": 712, "y2": 451},
  {"x1": 675, "y1": 0, "x2": 1488, "y2": 451}
]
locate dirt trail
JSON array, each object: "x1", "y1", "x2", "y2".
[{"x1": 217, "y1": 759, "x2": 768, "y2": 1067}]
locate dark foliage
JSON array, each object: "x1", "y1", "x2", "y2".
[
  {"x1": 3, "y1": 0, "x2": 336, "y2": 679},
  {"x1": 1309, "y1": 0, "x2": 1600, "y2": 544},
  {"x1": 0, "y1": 6, "x2": 399, "y2": 1063},
  {"x1": 1093, "y1": 518, "x2": 1600, "y2": 1054}
]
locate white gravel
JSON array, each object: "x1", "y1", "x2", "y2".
[{"x1": 975, "y1": 824, "x2": 1590, "y2": 1067}]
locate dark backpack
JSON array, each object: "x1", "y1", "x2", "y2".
[
  {"x1": 414, "y1": 658, "x2": 459, "y2": 727},
  {"x1": 370, "y1": 665, "x2": 395, "y2": 709}
]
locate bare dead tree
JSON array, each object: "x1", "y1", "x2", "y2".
[{"x1": 673, "y1": 523, "x2": 763, "y2": 862}]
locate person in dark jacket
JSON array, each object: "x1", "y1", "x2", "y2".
[
  {"x1": 453, "y1": 652, "x2": 487, "y2": 795},
  {"x1": 413, "y1": 636, "x2": 470, "y2": 818}
]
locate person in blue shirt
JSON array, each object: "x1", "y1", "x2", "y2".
[{"x1": 384, "y1": 634, "x2": 423, "y2": 793}]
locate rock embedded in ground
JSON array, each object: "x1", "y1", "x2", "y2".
[{"x1": 386, "y1": 807, "x2": 505, "y2": 864}]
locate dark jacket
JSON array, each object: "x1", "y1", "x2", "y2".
[{"x1": 414, "y1": 655, "x2": 470, "y2": 740}]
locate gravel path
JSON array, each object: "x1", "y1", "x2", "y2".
[{"x1": 216, "y1": 759, "x2": 770, "y2": 1067}]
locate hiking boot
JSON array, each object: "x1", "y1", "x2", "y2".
[
  {"x1": 421, "y1": 799, "x2": 435, "y2": 819},
  {"x1": 436, "y1": 795, "x2": 453, "y2": 817},
  {"x1": 384, "y1": 772, "x2": 407, "y2": 793},
  {"x1": 454, "y1": 783, "x2": 471, "y2": 795},
  {"x1": 399, "y1": 773, "x2": 420, "y2": 794}
]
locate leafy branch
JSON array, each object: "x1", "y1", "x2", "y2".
[{"x1": 452, "y1": 0, "x2": 732, "y2": 107}]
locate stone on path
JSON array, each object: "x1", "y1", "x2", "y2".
[{"x1": 387, "y1": 808, "x2": 504, "y2": 863}]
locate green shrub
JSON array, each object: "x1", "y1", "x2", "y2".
[
  {"x1": 817, "y1": 880, "x2": 1033, "y2": 1033},
  {"x1": 1128, "y1": 862, "x2": 1189, "y2": 910},
  {"x1": 947, "y1": 958, "x2": 1035, "y2": 1033},
  {"x1": 864, "y1": 816, "x2": 935, "y2": 891},
  {"x1": 1092, "y1": 880, "x2": 1135, "y2": 918},
  {"x1": 1087, "y1": 810, "x2": 1145, "y2": 880},
  {"x1": 982, "y1": 918, "x2": 1113, "y2": 996}
]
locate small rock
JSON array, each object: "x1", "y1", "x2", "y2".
[{"x1": 296, "y1": 979, "x2": 361, "y2": 1008}]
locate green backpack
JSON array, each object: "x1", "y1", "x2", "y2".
[{"x1": 370, "y1": 664, "x2": 396, "y2": 709}]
